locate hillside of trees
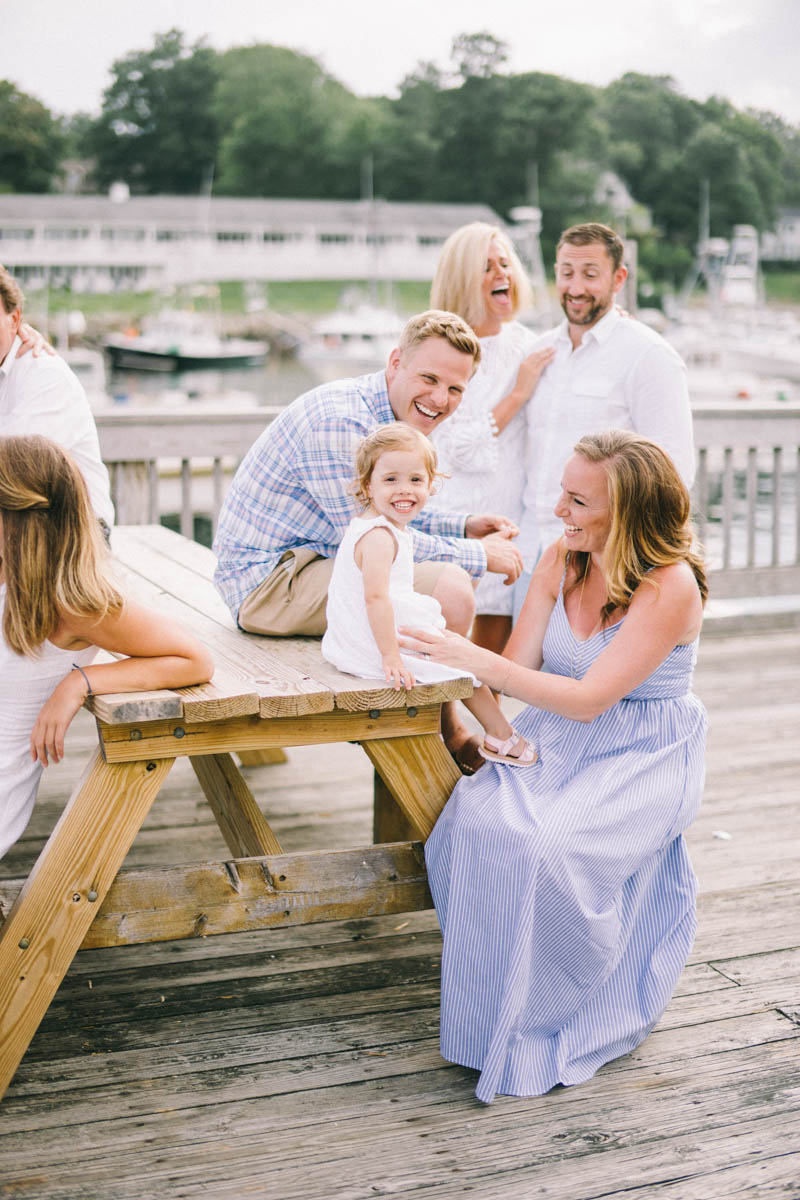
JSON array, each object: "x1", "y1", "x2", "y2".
[{"x1": 3, "y1": 28, "x2": 800, "y2": 289}]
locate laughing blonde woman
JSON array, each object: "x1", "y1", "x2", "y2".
[{"x1": 427, "y1": 222, "x2": 553, "y2": 663}]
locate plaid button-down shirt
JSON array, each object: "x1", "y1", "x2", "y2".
[{"x1": 213, "y1": 370, "x2": 487, "y2": 620}]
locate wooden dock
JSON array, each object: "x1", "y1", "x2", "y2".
[{"x1": 0, "y1": 626, "x2": 798, "y2": 1199}]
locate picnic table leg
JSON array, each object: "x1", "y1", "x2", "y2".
[
  {"x1": 373, "y1": 773, "x2": 418, "y2": 844},
  {"x1": 0, "y1": 748, "x2": 173, "y2": 1098},
  {"x1": 361, "y1": 732, "x2": 461, "y2": 842},
  {"x1": 237, "y1": 748, "x2": 288, "y2": 767},
  {"x1": 191, "y1": 753, "x2": 283, "y2": 856}
]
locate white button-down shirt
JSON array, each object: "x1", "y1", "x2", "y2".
[
  {"x1": 0, "y1": 337, "x2": 114, "y2": 527},
  {"x1": 520, "y1": 309, "x2": 694, "y2": 559}
]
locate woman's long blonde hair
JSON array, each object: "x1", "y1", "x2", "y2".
[
  {"x1": 430, "y1": 222, "x2": 533, "y2": 331},
  {"x1": 567, "y1": 430, "x2": 707, "y2": 619},
  {"x1": 0, "y1": 435, "x2": 122, "y2": 655}
]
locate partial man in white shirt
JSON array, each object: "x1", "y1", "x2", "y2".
[
  {"x1": 0, "y1": 266, "x2": 113, "y2": 530},
  {"x1": 513, "y1": 222, "x2": 694, "y2": 618}
]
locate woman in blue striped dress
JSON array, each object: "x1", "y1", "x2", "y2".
[{"x1": 400, "y1": 430, "x2": 707, "y2": 1103}]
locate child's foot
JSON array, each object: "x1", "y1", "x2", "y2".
[{"x1": 478, "y1": 731, "x2": 537, "y2": 767}]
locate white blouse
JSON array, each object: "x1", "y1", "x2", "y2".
[{"x1": 429, "y1": 321, "x2": 537, "y2": 615}]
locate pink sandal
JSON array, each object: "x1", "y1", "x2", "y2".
[{"x1": 478, "y1": 732, "x2": 538, "y2": 767}]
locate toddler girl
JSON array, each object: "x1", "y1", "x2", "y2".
[
  {"x1": 0, "y1": 434, "x2": 214, "y2": 861},
  {"x1": 321, "y1": 425, "x2": 535, "y2": 766}
]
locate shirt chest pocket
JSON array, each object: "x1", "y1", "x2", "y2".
[{"x1": 568, "y1": 374, "x2": 628, "y2": 428}]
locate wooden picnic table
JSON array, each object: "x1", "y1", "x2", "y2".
[{"x1": 0, "y1": 524, "x2": 472, "y2": 1098}]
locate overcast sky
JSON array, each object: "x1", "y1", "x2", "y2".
[{"x1": 4, "y1": 0, "x2": 799, "y2": 124}]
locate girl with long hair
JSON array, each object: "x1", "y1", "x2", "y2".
[{"x1": 0, "y1": 434, "x2": 213, "y2": 860}]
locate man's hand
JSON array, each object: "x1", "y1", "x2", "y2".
[
  {"x1": 464, "y1": 513, "x2": 519, "y2": 540},
  {"x1": 17, "y1": 322, "x2": 55, "y2": 358},
  {"x1": 481, "y1": 532, "x2": 523, "y2": 585}
]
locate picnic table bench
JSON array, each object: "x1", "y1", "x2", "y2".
[{"x1": 0, "y1": 524, "x2": 472, "y2": 1098}]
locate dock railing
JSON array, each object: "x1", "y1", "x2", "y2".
[{"x1": 95, "y1": 403, "x2": 800, "y2": 600}]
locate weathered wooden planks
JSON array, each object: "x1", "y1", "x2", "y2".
[
  {"x1": 0, "y1": 751, "x2": 174, "y2": 1097},
  {"x1": 0, "y1": 617, "x2": 798, "y2": 1199},
  {"x1": 1, "y1": 844, "x2": 432, "y2": 949},
  {"x1": 109, "y1": 525, "x2": 473, "y2": 719},
  {"x1": 97, "y1": 704, "x2": 443, "y2": 762}
]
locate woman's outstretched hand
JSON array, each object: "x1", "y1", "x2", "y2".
[{"x1": 399, "y1": 626, "x2": 493, "y2": 680}]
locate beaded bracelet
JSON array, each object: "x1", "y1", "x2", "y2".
[
  {"x1": 487, "y1": 410, "x2": 499, "y2": 438},
  {"x1": 72, "y1": 662, "x2": 94, "y2": 697}
]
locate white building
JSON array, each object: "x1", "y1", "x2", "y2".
[
  {"x1": 760, "y1": 207, "x2": 800, "y2": 262},
  {"x1": 0, "y1": 194, "x2": 506, "y2": 293}
]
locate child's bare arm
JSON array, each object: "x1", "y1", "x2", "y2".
[
  {"x1": 30, "y1": 602, "x2": 214, "y2": 766},
  {"x1": 356, "y1": 526, "x2": 415, "y2": 690}
]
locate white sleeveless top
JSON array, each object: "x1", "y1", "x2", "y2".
[
  {"x1": 321, "y1": 514, "x2": 472, "y2": 684},
  {"x1": 0, "y1": 584, "x2": 97, "y2": 861}
]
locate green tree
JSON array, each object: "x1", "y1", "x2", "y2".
[
  {"x1": 399, "y1": 61, "x2": 446, "y2": 92},
  {"x1": 601, "y1": 74, "x2": 786, "y2": 250},
  {"x1": 756, "y1": 113, "x2": 800, "y2": 208},
  {"x1": 0, "y1": 81, "x2": 65, "y2": 192},
  {"x1": 432, "y1": 72, "x2": 512, "y2": 206},
  {"x1": 377, "y1": 66, "x2": 446, "y2": 200},
  {"x1": 498, "y1": 73, "x2": 603, "y2": 232},
  {"x1": 323, "y1": 97, "x2": 395, "y2": 200},
  {"x1": 214, "y1": 45, "x2": 366, "y2": 197},
  {"x1": 61, "y1": 111, "x2": 95, "y2": 160},
  {"x1": 426, "y1": 69, "x2": 598, "y2": 219},
  {"x1": 85, "y1": 29, "x2": 219, "y2": 193},
  {"x1": 722, "y1": 105, "x2": 784, "y2": 229},
  {"x1": 451, "y1": 31, "x2": 508, "y2": 81},
  {"x1": 601, "y1": 73, "x2": 703, "y2": 240}
]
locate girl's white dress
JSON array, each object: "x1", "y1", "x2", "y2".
[
  {"x1": 429, "y1": 321, "x2": 537, "y2": 617},
  {"x1": 321, "y1": 514, "x2": 472, "y2": 684},
  {"x1": 0, "y1": 585, "x2": 97, "y2": 862}
]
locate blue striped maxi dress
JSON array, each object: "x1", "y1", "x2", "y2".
[{"x1": 425, "y1": 583, "x2": 707, "y2": 1103}]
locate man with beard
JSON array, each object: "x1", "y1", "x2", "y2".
[{"x1": 514, "y1": 223, "x2": 694, "y2": 614}]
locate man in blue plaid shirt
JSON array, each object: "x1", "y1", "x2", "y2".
[{"x1": 213, "y1": 310, "x2": 523, "y2": 770}]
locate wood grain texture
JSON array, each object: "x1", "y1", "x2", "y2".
[
  {"x1": 190, "y1": 753, "x2": 284, "y2": 857},
  {"x1": 4, "y1": 844, "x2": 431, "y2": 949},
  {"x1": 0, "y1": 750, "x2": 173, "y2": 1096},
  {"x1": 110, "y1": 525, "x2": 473, "y2": 718},
  {"x1": 98, "y1": 706, "x2": 443, "y2": 762},
  {"x1": 0, "y1": 599, "x2": 797, "y2": 1199},
  {"x1": 362, "y1": 732, "x2": 461, "y2": 840},
  {"x1": 237, "y1": 748, "x2": 288, "y2": 766}
]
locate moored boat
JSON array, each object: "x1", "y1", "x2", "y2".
[
  {"x1": 103, "y1": 310, "x2": 268, "y2": 372},
  {"x1": 298, "y1": 303, "x2": 401, "y2": 382}
]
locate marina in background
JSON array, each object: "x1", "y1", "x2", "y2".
[
  {"x1": 103, "y1": 308, "x2": 268, "y2": 372},
  {"x1": 16, "y1": 199, "x2": 800, "y2": 589}
]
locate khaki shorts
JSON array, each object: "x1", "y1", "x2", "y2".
[{"x1": 237, "y1": 547, "x2": 450, "y2": 637}]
